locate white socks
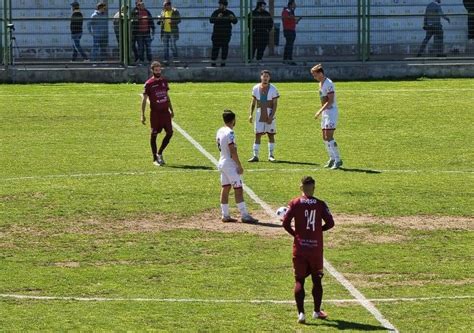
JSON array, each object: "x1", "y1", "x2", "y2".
[
  {"x1": 237, "y1": 202, "x2": 248, "y2": 217},
  {"x1": 324, "y1": 141, "x2": 332, "y2": 160},
  {"x1": 268, "y1": 142, "x2": 275, "y2": 156},
  {"x1": 220, "y1": 204, "x2": 229, "y2": 217},
  {"x1": 328, "y1": 140, "x2": 341, "y2": 162},
  {"x1": 253, "y1": 143, "x2": 260, "y2": 157}
]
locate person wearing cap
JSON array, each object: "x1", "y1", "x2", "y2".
[
  {"x1": 209, "y1": 0, "x2": 238, "y2": 67},
  {"x1": 88, "y1": 2, "x2": 108, "y2": 62},
  {"x1": 131, "y1": 1, "x2": 155, "y2": 64},
  {"x1": 281, "y1": 0, "x2": 301, "y2": 65},
  {"x1": 157, "y1": 1, "x2": 181, "y2": 64},
  {"x1": 248, "y1": 1, "x2": 273, "y2": 63},
  {"x1": 70, "y1": 1, "x2": 89, "y2": 61}
]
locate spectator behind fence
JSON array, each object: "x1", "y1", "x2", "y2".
[
  {"x1": 158, "y1": 0, "x2": 181, "y2": 64},
  {"x1": 113, "y1": 5, "x2": 128, "y2": 45},
  {"x1": 464, "y1": 0, "x2": 474, "y2": 44},
  {"x1": 70, "y1": 1, "x2": 89, "y2": 61},
  {"x1": 88, "y1": 2, "x2": 108, "y2": 62},
  {"x1": 281, "y1": 0, "x2": 301, "y2": 66},
  {"x1": 417, "y1": 0, "x2": 450, "y2": 57},
  {"x1": 248, "y1": 1, "x2": 273, "y2": 64},
  {"x1": 131, "y1": 1, "x2": 155, "y2": 65},
  {"x1": 130, "y1": 1, "x2": 143, "y2": 63},
  {"x1": 210, "y1": 0, "x2": 238, "y2": 67}
]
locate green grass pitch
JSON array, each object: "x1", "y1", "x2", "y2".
[{"x1": 0, "y1": 79, "x2": 473, "y2": 331}]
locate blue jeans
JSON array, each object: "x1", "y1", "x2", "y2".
[
  {"x1": 71, "y1": 33, "x2": 88, "y2": 61},
  {"x1": 136, "y1": 35, "x2": 153, "y2": 62},
  {"x1": 91, "y1": 35, "x2": 108, "y2": 61},
  {"x1": 162, "y1": 33, "x2": 178, "y2": 61}
]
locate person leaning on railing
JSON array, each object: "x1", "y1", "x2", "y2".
[
  {"x1": 209, "y1": 0, "x2": 238, "y2": 67},
  {"x1": 157, "y1": 0, "x2": 181, "y2": 65},
  {"x1": 131, "y1": 1, "x2": 155, "y2": 65},
  {"x1": 88, "y1": 2, "x2": 108, "y2": 62},
  {"x1": 248, "y1": 1, "x2": 274, "y2": 64}
]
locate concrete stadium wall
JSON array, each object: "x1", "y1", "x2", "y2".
[{"x1": 1, "y1": 61, "x2": 474, "y2": 83}]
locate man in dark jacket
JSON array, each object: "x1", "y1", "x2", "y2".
[
  {"x1": 131, "y1": 1, "x2": 155, "y2": 64},
  {"x1": 248, "y1": 1, "x2": 273, "y2": 63},
  {"x1": 210, "y1": 0, "x2": 238, "y2": 67},
  {"x1": 70, "y1": 1, "x2": 88, "y2": 61},
  {"x1": 417, "y1": 0, "x2": 450, "y2": 57},
  {"x1": 464, "y1": 0, "x2": 474, "y2": 42}
]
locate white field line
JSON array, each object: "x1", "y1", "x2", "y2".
[
  {"x1": 0, "y1": 294, "x2": 472, "y2": 304},
  {"x1": 2, "y1": 87, "x2": 474, "y2": 98},
  {"x1": 1, "y1": 167, "x2": 472, "y2": 182},
  {"x1": 172, "y1": 121, "x2": 398, "y2": 332}
]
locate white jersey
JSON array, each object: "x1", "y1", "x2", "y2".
[
  {"x1": 252, "y1": 83, "x2": 280, "y2": 119},
  {"x1": 319, "y1": 78, "x2": 338, "y2": 111},
  {"x1": 216, "y1": 126, "x2": 237, "y2": 168}
]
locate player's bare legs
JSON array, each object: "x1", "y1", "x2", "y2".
[
  {"x1": 249, "y1": 133, "x2": 264, "y2": 162},
  {"x1": 267, "y1": 133, "x2": 276, "y2": 161},
  {"x1": 294, "y1": 276, "x2": 306, "y2": 323},
  {"x1": 220, "y1": 185, "x2": 237, "y2": 222},
  {"x1": 311, "y1": 272, "x2": 327, "y2": 319},
  {"x1": 151, "y1": 129, "x2": 159, "y2": 165},
  {"x1": 322, "y1": 129, "x2": 342, "y2": 169}
]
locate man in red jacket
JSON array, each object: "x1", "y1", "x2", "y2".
[{"x1": 281, "y1": 0, "x2": 301, "y2": 65}]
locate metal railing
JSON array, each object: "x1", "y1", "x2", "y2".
[{"x1": 0, "y1": 0, "x2": 472, "y2": 67}]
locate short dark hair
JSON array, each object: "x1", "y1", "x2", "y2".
[
  {"x1": 301, "y1": 176, "x2": 315, "y2": 186},
  {"x1": 222, "y1": 109, "x2": 236, "y2": 123},
  {"x1": 260, "y1": 69, "x2": 271, "y2": 76},
  {"x1": 288, "y1": 0, "x2": 295, "y2": 6},
  {"x1": 97, "y1": 2, "x2": 106, "y2": 9},
  {"x1": 150, "y1": 61, "x2": 161, "y2": 70},
  {"x1": 311, "y1": 64, "x2": 324, "y2": 75}
]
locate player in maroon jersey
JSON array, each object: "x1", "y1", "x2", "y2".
[
  {"x1": 141, "y1": 61, "x2": 174, "y2": 166},
  {"x1": 282, "y1": 176, "x2": 334, "y2": 324}
]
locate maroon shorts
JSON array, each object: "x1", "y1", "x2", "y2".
[
  {"x1": 292, "y1": 253, "x2": 323, "y2": 279},
  {"x1": 150, "y1": 112, "x2": 172, "y2": 134}
]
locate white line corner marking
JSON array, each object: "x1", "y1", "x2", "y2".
[{"x1": 172, "y1": 120, "x2": 398, "y2": 332}]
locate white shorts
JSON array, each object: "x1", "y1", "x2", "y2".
[
  {"x1": 255, "y1": 108, "x2": 277, "y2": 134},
  {"x1": 321, "y1": 108, "x2": 338, "y2": 130},
  {"x1": 219, "y1": 165, "x2": 243, "y2": 188}
]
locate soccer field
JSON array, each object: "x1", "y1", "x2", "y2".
[{"x1": 0, "y1": 80, "x2": 473, "y2": 331}]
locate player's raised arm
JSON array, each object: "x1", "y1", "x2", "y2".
[
  {"x1": 249, "y1": 96, "x2": 257, "y2": 123},
  {"x1": 141, "y1": 93, "x2": 148, "y2": 125}
]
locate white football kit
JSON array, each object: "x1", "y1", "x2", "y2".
[
  {"x1": 319, "y1": 78, "x2": 338, "y2": 129},
  {"x1": 216, "y1": 126, "x2": 243, "y2": 188},
  {"x1": 252, "y1": 83, "x2": 280, "y2": 134}
]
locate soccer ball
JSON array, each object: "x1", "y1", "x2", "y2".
[{"x1": 276, "y1": 206, "x2": 288, "y2": 218}]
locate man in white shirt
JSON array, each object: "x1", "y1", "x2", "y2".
[
  {"x1": 248, "y1": 70, "x2": 280, "y2": 162},
  {"x1": 216, "y1": 110, "x2": 259, "y2": 223}
]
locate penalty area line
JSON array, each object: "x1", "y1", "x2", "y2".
[{"x1": 172, "y1": 120, "x2": 399, "y2": 332}]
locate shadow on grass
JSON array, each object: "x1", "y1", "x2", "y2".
[
  {"x1": 166, "y1": 164, "x2": 215, "y2": 170},
  {"x1": 249, "y1": 221, "x2": 283, "y2": 228},
  {"x1": 270, "y1": 160, "x2": 319, "y2": 166},
  {"x1": 304, "y1": 319, "x2": 388, "y2": 331},
  {"x1": 339, "y1": 167, "x2": 381, "y2": 174}
]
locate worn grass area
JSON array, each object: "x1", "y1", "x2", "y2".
[{"x1": 0, "y1": 80, "x2": 473, "y2": 330}]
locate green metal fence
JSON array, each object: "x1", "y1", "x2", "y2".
[{"x1": 0, "y1": 0, "x2": 472, "y2": 67}]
